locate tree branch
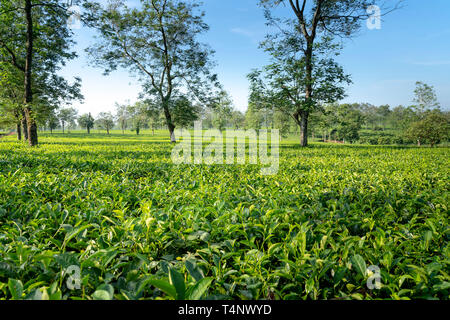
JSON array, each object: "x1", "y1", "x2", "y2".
[{"x1": 0, "y1": 37, "x2": 25, "y2": 71}]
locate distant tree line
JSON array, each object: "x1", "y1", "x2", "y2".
[
  {"x1": 35, "y1": 94, "x2": 246, "y2": 136},
  {"x1": 0, "y1": 0, "x2": 220, "y2": 145},
  {"x1": 25, "y1": 80, "x2": 449, "y2": 147},
  {"x1": 245, "y1": 81, "x2": 449, "y2": 146}
]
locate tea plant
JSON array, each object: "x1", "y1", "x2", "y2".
[{"x1": 0, "y1": 132, "x2": 448, "y2": 300}]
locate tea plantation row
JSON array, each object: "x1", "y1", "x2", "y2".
[{"x1": 0, "y1": 133, "x2": 448, "y2": 300}]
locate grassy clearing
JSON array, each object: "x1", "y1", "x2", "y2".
[{"x1": 0, "y1": 132, "x2": 448, "y2": 300}]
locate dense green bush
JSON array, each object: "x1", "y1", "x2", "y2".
[
  {"x1": 0, "y1": 133, "x2": 449, "y2": 300},
  {"x1": 377, "y1": 136, "x2": 393, "y2": 145},
  {"x1": 359, "y1": 131, "x2": 411, "y2": 146},
  {"x1": 392, "y1": 136, "x2": 404, "y2": 145}
]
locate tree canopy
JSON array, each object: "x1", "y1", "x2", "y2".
[
  {"x1": 0, "y1": 0, "x2": 83, "y2": 145},
  {"x1": 254, "y1": 0, "x2": 401, "y2": 146},
  {"x1": 84, "y1": 0, "x2": 221, "y2": 142}
]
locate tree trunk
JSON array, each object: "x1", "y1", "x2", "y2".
[
  {"x1": 162, "y1": 99, "x2": 176, "y2": 143},
  {"x1": 24, "y1": 108, "x2": 38, "y2": 145},
  {"x1": 301, "y1": 42, "x2": 313, "y2": 148},
  {"x1": 21, "y1": 111, "x2": 28, "y2": 141},
  {"x1": 169, "y1": 125, "x2": 176, "y2": 143},
  {"x1": 62, "y1": 123, "x2": 65, "y2": 134},
  {"x1": 17, "y1": 122, "x2": 22, "y2": 141},
  {"x1": 300, "y1": 112, "x2": 308, "y2": 147},
  {"x1": 24, "y1": 0, "x2": 37, "y2": 146},
  {"x1": 22, "y1": 119, "x2": 28, "y2": 141}
]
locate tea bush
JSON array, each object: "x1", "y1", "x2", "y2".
[{"x1": 0, "y1": 132, "x2": 448, "y2": 300}]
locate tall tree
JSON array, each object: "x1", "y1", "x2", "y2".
[
  {"x1": 85, "y1": 0, "x2": 220, "y2": 142},
  {"x1": 0, "y1": 0, "x2": 83, "y2": 146},
  {"x1": 388, "y1": 105, "x2": 417, "y2": 130},
  {"x1": 230, "y1": 110, "x2": 246, "y2": 130},
  {"x1": 115, "y1": 103, "x2": 129, "y2": 134},
  {"x1": 245, "y1": 102, "x2": 264, "y2": 130},
  {"x1": 170, "y1": 96, "x2": 200, "y2": 128},
  {"x1": 127, "y1": 101, "x2": 149, "y2": 135},
  {"x1": 78, "y1": 113, "x2": 95, "y2": 134},
  {"x1": 413, "y1": 81, "x2": 440, "y2": 114},
  {"x1": 96, "y1": 112, "x2": 115, "y2": 134},
  {"x1": 46, "y1": 111, "x2": 59, "y2": 134},
  {"x1": 211, "y1": 91, "x2": 233, "y2": 131},
  {"x1": 248, "y1": 40, "x2": 351, "y2": 143},
  {"x1": 58, "y1": 107, "x2": 78, "y2": 134},
  {"x1": 258, "y1": 0, "x2": 401, "y2": 146},
  {"x1": 147, "y1": 109, "x2": 163, "y2": 135},
  {"x1": 333, "y1": 104, "x2": 364, "y2": 143}
]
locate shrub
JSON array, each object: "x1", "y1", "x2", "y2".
[
  {"x1": 378, "y1": 136, "x2": 393, "y2": 145},
  {"x1": 368, "y1": 137, "x2": 379, "y2": 145},
  {"x1": 392, "y1": 135, "x2": 404, "y2": 145}
]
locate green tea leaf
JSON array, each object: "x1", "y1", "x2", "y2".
[
  {"x1": 92, "y1": 284, "x2": 114, "y2": 300},
  {"x1": 8, "y1": 279, "x2": 23, "y2": 300},
  {"x1": 188, "y1": 278, "x2": 213, "y2": 300},
  {"x1": 92, "y1": 290, "x2": 111, "y2": 300},
  {"x1": 169, "y1": 268, "x2": 186, "y2": 300},
  {"x1": 185, "y1": 259, "x2": 204, "y2": 282},
  {"x1": 148, "y1": 279, "x2": 177, "y2": 299},
  {"x1": 351, "y1": 255, "x2": 367, "y2": 277}
]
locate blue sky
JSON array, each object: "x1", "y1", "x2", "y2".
[{"x1": 60, "y1": 0, "x2": 450, "y2": 115}]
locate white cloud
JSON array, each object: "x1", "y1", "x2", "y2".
[{"x1": 230, "y1": 28, "x2": 255, "y2": 38}]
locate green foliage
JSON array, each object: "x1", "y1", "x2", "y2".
[
  {"x1": 126, "y1": 101, "x2": 150, "y2": 135},
  {"x1": 388, "y1": 105, "x2": 418, "y2": 131},
  {"x1": 78, "y1": 113, "x2": 95, "y2": 134},
  {"x1": 247, "y1": 38, "x2": 351, "y2": 134},
  {"x1": 230, "y1": 110, "x2": 246, "y2": 130},
  {"x1": 406, "y1": 110, "x2": 450, "y2": 147},
  {"x1": 210, "y1": 91, "x2": 233, "y2": 131},
  {"x1": 253, "y1": 0, "x2": 400, "y2": 146},
  {"x1": 95, "y1": 112, "x2": 115, "y2": 135},
  {"x1": 44, "y1": 111, "x2": 59, "y2": 132},
  {"x1": 327, "y1": 104, "x2": 364, "y2": 143},
  {"x1": 245, "y1": 102, "x2": 265, "y2": 130},
  {"x1": 85, "y1": 0, "x2": 220, "y2": 140},
  {"x1": 171, "y1": 96, "x2": 201, "y2": 128},
  {"x1": 93, "y1": 284, "x2": 114, "y2": 300},
  {"x1": 0, "y1": 133, "x2": 448, "y2": 300},
  {"x1": 8, "y1": 279, "x2": 23, "y2": 300},
  {"x1": 0, "y1": 0, "x2": 83, "y2": 144},
  {"x1": 358, "y1": 132, "x2": 409, "y2": 146},
  {"x1": 413, "y1": 81, "x2": 440, "y2": 113},
  {"x1": 115, "y1": 103, "x2": 129, "y2": 134},
  {"x1": 58, "y1": 108, "x2": 78, "y2": 133}
]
